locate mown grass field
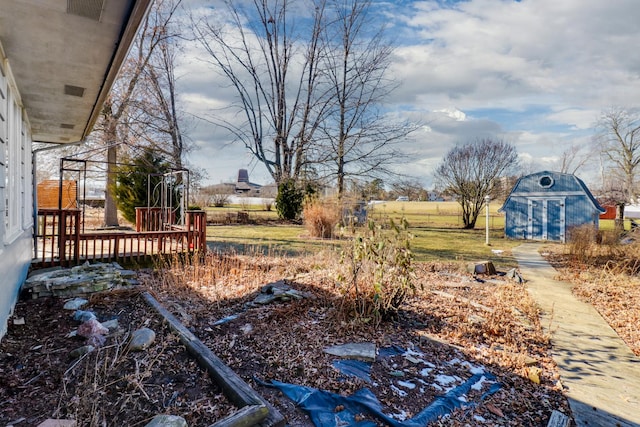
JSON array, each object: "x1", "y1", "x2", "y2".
[{"x1": 205, "y1": 201, "x2": 524, "y2": 268}]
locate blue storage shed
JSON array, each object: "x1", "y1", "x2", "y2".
[{"x1": 499, "y1": 171, "x2": 605, "y2": 242}]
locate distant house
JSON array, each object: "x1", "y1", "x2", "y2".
[
  {"x1": 208, "y1": 169, "x2": 266, "y2": 196},
  {"x1": 499, "y1": 171, "x2": 605, "y2": 242},
  {"x1": 0, "y1": 0, "x2": 151, "y2": 339},
  {"x1": 235, "y1": 168, "x2": 262, "y2": 194}
]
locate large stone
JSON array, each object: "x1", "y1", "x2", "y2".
[
  {"x1": 129, "y1": 327, "x2": 156, "y2": 351},
  {"x1": 323, "y1": 342, "x2": 377, "y2": 362},
  {"x1": 23, "y1": 262, "x2": 138, "y2": 299},
  {"x1": 144, "y1": 415, "x2": 187, "y2": 427}
]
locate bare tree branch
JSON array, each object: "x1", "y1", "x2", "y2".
[{"x1": 435, "y1": 138, "x2": 518, "y2": 229}]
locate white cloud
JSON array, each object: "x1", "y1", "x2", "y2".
[{"x1": 178, "y1": 0, "x2": 640, "y2": 188}]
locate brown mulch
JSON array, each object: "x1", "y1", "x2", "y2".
[
  {"x1": 1, "y1": 255, "x2": 571, "y2": 426},
  {"x1": 0, "y1": 290, "x2": 235, "y2": 426}
]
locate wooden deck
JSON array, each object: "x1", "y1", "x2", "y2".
[{"x1": 33, "y1": 209, "x2": 207, "y2": 268}]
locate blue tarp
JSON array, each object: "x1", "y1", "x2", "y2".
[
  {"x1": 332, "y1": 359, "x2": 372, "y2": 383},
  {"x1": 260, "y1": 373, "x2": 501, "y2": 427}
]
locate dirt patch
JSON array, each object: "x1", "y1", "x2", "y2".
[{"x1": 1, "y1": 255, "x2": 571, "y2": 426}]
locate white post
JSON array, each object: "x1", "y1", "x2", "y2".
[{"x1": 485, "y1": 195, "x2": 491, "y2": 246}]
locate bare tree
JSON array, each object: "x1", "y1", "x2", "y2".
[
  {"x1": 192, "y1": 0, "x2": 414, "y2": 197},
  {"x1": 135, "y1": 24, "x2": 188, "y2": 171},
  {"x1": 93, "y1": 0, "x2": 182, "y2": 226},
  {"x1": 318, "y1": 0, "x2": 415, "y2": 198},
  {"x1": 595, "y1": 107, "x2": 640, "y2": 229},
  {"x1": 389, "y1": 178, "x2": 426, "y2": 201},
  {"x1": 557, "y1": 143, "x2": 591, "y2": 175},
  {"x1": 191, "y1": 0, "x2": 328, "y2": 185},
  {"x1": 435, "y1": 138, "x2": 518, "y2": 229}
]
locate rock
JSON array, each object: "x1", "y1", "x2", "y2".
[
  {"x1": 77, "y1": 319, "x2": 108, "y2": 338},
  {"x1": 262, "y1": 280, "x2": 290, "y2": 294},
  {"x1": 253, "y1": 293, "x2": 279, "y2": 305},
  {"x1": 36, "y1": 420, "x2": 77, "y2": 427},
  {"x1": 63, "y1": 298, "x2": 88, "y2": 310},
  {"x1": 101, "y1": 319, "x2": 119, "y2": 332},
  {"x1": 12, "y1": 317, "x2": 25, "y2": 325},
  {"x1": 252, "y1": 280, "x2": 308, "y2": 305},
  {"x1": 23, "y1": 262, "x2": 138, "y2": 299},
  {"x1": 323, "y1": 342, "x2": 377, "y2": 362},
  {"x1": 240, "y1": 323, "x2": 253, "y2": 335},
  {"x1": 466, "y1": 261, "x2": 496, "y2": 275},
  {"x1": 69, "y1": 345, "x2": 95, "y2": 359},
  {"x1": 129, "y1": 327, "x2": 156, "y2": 351},
  {"x1": 144, "y1": 415, "x2": 187, "y2": 427},
  {"x1": 73, "y1": 310, "x2": 96, "y2": 323}
]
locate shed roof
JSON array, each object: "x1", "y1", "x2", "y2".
[{"x1": 499, "y1": 171, "x2": 605, "y2": 213}]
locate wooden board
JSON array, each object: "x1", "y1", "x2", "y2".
[{"x1": 37, "y1": 180, "x2": 77, "y2": 209}]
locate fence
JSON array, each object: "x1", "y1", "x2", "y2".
[{"x1": 33, "y1": 209, "x2": 207, "y2": 268}]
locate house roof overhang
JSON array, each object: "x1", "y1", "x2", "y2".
[{"x1": 0, "y1": 0, "x2": 152, "y2": 144}]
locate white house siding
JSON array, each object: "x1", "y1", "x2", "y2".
[{"x1": 0, "y1": 48, "x2": 34, "y2": 339}]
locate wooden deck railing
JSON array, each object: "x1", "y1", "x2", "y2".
[{"x1": 33, "y1": 209, "x2": 207, "y2": 268}]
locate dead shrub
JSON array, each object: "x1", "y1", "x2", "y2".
[
  {"x1": 303, "y1": 200, "x2": 340, "y2": 238},
  {"x1": 336, "y1": 217, "x2": 415, "y2": 326},
  {"x1": 566, "y1": 224, "x2": 599, "y2": 263}
]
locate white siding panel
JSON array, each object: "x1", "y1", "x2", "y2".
[
  {"x1": 0, "y1": 61, "x2": 6, "y2": 243},
  {"x1": 0, "y1": 47, "x2": 34, "y2": 340}
]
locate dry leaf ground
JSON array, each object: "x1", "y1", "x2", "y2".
[{"x1": 1, "y1": 251, "x2": 572, "y2": 426}]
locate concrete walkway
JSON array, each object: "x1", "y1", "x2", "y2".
[{"x1": 512, "y1": 243, "x2": 640, "y2": 427}]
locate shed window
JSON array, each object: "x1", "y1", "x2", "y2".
[{"x1": 539, "y1": 175, "x2": 554, "y2": 188}]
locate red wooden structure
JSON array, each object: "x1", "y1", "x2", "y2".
[{"x1": 33, "y1": 209, "x2": 207, "y2": 268}]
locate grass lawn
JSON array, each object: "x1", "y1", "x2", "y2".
[{"x1": 205, "y1": 200, "x2": 521, "y2": 269}]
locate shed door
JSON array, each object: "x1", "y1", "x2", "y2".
[
  {"x1": 528, "y1": 199, "x2": 543, "y2": 240},
  {"x1": 527, "y1": 198, "x2": 565, "y2": 241},
  {"x1": 547, "y1": 199, "x2": 565, "y2": 242}
]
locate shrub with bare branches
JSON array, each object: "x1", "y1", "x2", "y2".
[
  {"x1": 336, "y1": 217, "x2": 415, "y2": 326},
  {"x1": 303, "y1": 200, "x2": 340, "y2": 238}
]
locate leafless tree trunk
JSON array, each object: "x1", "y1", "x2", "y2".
[
  {"x1": 191, "y1": 0, "x2": 327, "y2": 185},
  {"x1": 435, "y1": 138, "x2": 518, "y2": 229},
  {"x1": 318, "y1": 0, "x2": 415, "y2": 198},
  {"x1": 596, "y1": 107, "x2": 640, "y2": 230},
  {"x1": 135, "y1": 19, "x2": 188, "y2": 172},
  {"x1": 192, "y1": 0, "x2": 413, "y2": 194},
  {"x1": 94, "y1": 0, "x2": 182, "y2": 226}
]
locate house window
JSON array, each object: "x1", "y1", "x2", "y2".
[
  {"x1": 539, "y1": 175, "x2": 554, "y2": 189},
  {"x1": 2, "y1": 67, "x2": 30, "y2": 244}
]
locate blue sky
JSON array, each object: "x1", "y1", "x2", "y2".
[{"x1": 178, "y1": 0, "x2": 640, "y2": 189}]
